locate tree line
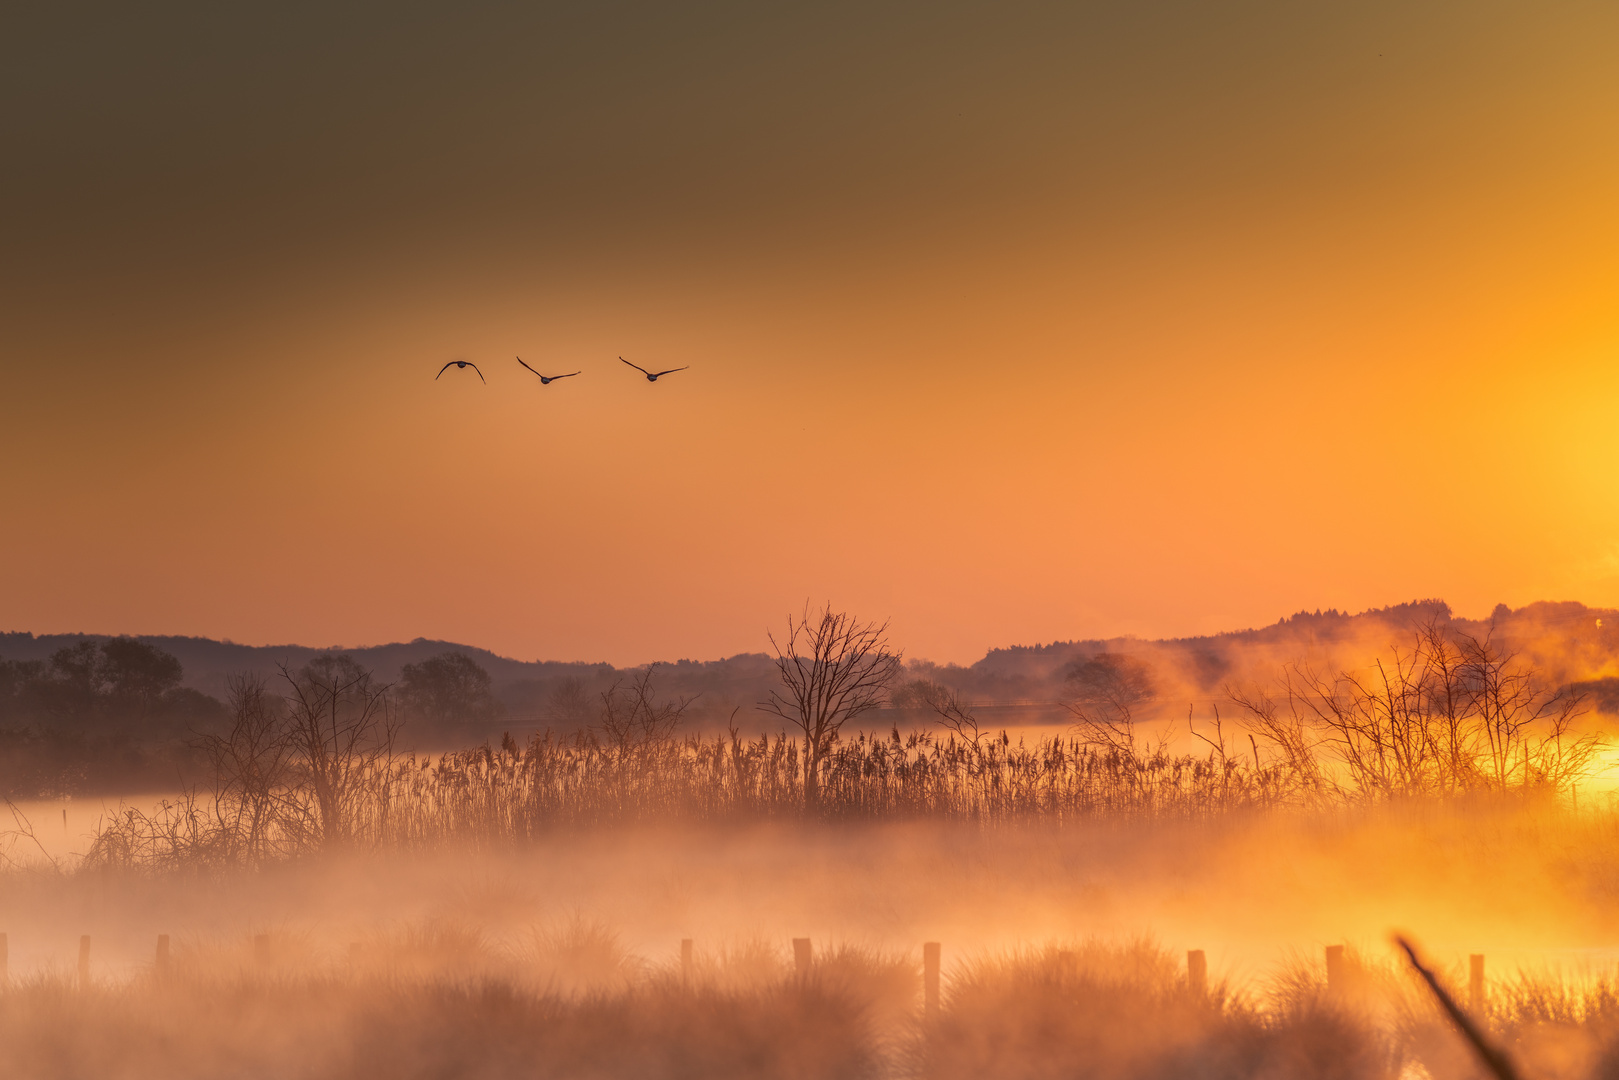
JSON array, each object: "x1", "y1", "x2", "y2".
[{"x1": 0, "y1": 638, "x2": 504, "y2": 798}]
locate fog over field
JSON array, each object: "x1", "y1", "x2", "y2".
[
  {"x1": 7, "y1": 811, "x2": 1617, "y2": 980},
  {"x1": 6, "y1": 601, "x2": 1619, "y2": 1078},
  {"x1": 8, "y1": 0, "x2": 1619, "y2": 1074}
]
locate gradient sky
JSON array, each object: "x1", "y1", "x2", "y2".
[{"x1": 4, "y1": 0, "x2": 1619, "y2": 665}]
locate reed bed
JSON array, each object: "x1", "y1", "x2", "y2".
[
  {"x1": 82, "y1": 727, "x2": 1308, "y2": 867},
  {"x1": 392, "y1": 728, "x2": 1293, "y2": 836}
]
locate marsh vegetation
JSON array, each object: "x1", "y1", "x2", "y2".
[
  {"x1": 3, "y1": 606, "x2": 1617, "y2": 1079},
  {"x1": 63, "y1": 611, "x2": 1602, "y2": 871},
  {"x1": 7, "y1": 927, "x2": 1619, "y2": 1080}
]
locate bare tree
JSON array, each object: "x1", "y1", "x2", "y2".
[
  {"x1": 1223, "y1": 685, "x2": 1324, "y2": 800},
  {"x1": 277, "y1": 655, "x2": 399, "y2": 848},
  {"x1": 759, "y1": 604, "x2": 903, "y2": 809},
  {"x1": 1227, "y1": 622, "x2": 1598, "y2": 802},
  {"x1": 193, "y1": 673, "x2": 293, "y2": 865},
  {"x1": 908, "y1": 680, "x2": 983, "y2": 746},
  {"x1": 1063, "y1": 652, "x2": 1157, "y2": 753},
  {"x1": 0, "y1": 798, "x2": 61, "y2": 872},
  {"x1": 547, "y1": 676, "x2": 595, "y2": 732},
  {"x1": 593, "y1": 665, "x2": 694, "y2": 812},
  {"x1": 595, "y1": 665, "x2": 692, "y2": 753},
  {"x1": 82, "y1": 657, "x2": 406, "y2": 868},
  {"x1": 1459, "y1": 634, "x2": 1594, "y2": 794}
]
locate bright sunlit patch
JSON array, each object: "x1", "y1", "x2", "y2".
[{"x1": 1581, "y1": 743, "x2": 1619, "y2": 794}]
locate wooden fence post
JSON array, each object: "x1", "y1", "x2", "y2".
[
  {"x1": 923, "y1": 942, "x2": 941, "y2": 1020},
  {"x1": 254, "y1": 934, "x2": 270, "y2": 968},
  {"x1": 681, "y1": 939, "x2": 693, "y2": 987},
  {"x1": 1187, "y1": 950, "x2": 1207, "y2": 998},
  {"x1": 793, "y1": 938, "x2": 812, "y2": 978},
  {"x1": 1325, "y1": 945, "x2": 1344, "y2": 996},
  {"x1": 156, "y1": 935, "x2": 170, "y2": 982},
  {"x1": 1469, "y1": 954, "x2": 1485, "y2": 1014},
  {"x1": 78, "y1": 935, "x2": 91, "y2": 990}
]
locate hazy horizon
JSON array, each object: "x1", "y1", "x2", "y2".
[
  {"x1": 1, "y1": 596, "x2": 1598, "y2": 670},
  {"x1": 8, "y1": 4, "x2": 1619, "y2": 1078},
  {"x1": 7, "y1": 1, "x2": 1619, "y2": 667}
]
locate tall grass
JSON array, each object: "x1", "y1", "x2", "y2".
[
  {"x1": 927, "y1": 942, "x2": 1619, "y2": 1080},
  {"x1": 401, "y1": 726, "x2": 1298, "y2": 831},
  {"x1": 9, "y1": 930, "x2": 1619, "y2": 1080},
  {"x1": 82, "y1": 726, "x2": 1307, "y2": 866},
  {"x1": 0, "y1": 951, "x2": 882, "y2": 1080},
  {"x1": 83, "y1": 719, "x2": 1602, "y2": 869},
  {"x1": 925, "y1": 940, "x2": 1407, "y2": 1080}
]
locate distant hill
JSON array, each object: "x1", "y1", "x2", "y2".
[
  {"x1": 0, "y1": 631, "x2": 781, "y2": 738},
  {"x1": 0, "y1": 631, "x2": 612, "y2": 703},
  {"x1": 6, "y1": 600, "x2": 1619, "y2": 740},
  {"x1": 5, "y1": 599, "x2": 1618, "y2": 797},
  {"x1": 953, "y1": 599, "x2": 1619, "y2": 708}
]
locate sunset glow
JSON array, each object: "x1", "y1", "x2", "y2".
[
  {"x1": 7, "y1": 6, "x2": 1619, "y2": 1079},
  {"x1": 5, "y1": 2, "x2": 1619, "y2": 664}
]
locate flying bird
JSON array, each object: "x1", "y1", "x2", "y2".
[
  {"x1": 436, "y1": 360, "x2": 485, "y2": 383},
  {"x1": 517, "y1": 357, "x2": 581, "y2": 384},
  {"x1": 620, "y1": 357, "x2": 688, "y2": 382}
]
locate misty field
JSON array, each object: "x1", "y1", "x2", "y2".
[
  {"x1": 13, "y1": 0, "x2": 1619, "y2": 1067},
  {"x1": 6, "y1": 611, "x2": 1619, "y2": 1078},
  {"x1": 6, "y1": 803, "x2": 1619, "y2": 1080},
  {"x1": 49, "y1": 612, "x2": 1598, "y2": 873},
  {"x1": 9, "y1": 927, "x2": 1619, "y2": 1080}
]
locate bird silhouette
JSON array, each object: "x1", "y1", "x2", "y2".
[
  {"x1": 436, "y1": 360, "x2": 485, "y2": 383},
  {"x1": 517, "y1": 357, "x2": 581, "y2": 384},
  {"x1": 620, "y1": 357, "x2": 688, "y2": 382}
]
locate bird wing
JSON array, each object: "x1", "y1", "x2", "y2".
[
  {"x1": 559, "y1": 371, "x2": 581, "y2": 378},
  {"x1": 651, "y1": 366, "x2": 689, "y2": 377},
  {"x1": 516, "y1": 356, "x2": 543, "y2": 378},
  {"x1": 620, "y1": 356, "x2": 652, "y2": 376},
  {"x1": 435, "y1": 361, "x2": 456, "y2": 379},
  {"x1": 468, "y1": 362, "x2": 486, "y2": 383}
]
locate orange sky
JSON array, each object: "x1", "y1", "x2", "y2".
[{"x1": 4, "y1": 1, "x2": 1619, "y2": 664}]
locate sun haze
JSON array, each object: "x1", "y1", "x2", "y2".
[
  {"x1": 14, "y1": 9, "x2": 1619, "y2": 1077},
  {"x1": 4, "y1": 1, "x2": 1619, "y2": 664}
]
